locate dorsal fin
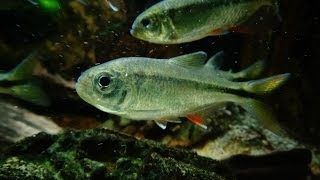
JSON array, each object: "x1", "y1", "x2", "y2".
[
  {"x1": 205, "y1": 51, "x2": 224, "y2": 69},
  {"x1": 169, "y1": 51, "x2": 207, "y2": 68}
]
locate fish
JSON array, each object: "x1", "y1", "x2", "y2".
[
  {"x1": 130, "y1": 0, "x2": 279, "y2": 44},
  {"x1": 0, "y1": 0, "x2": 61, "y2": 12},
  {"x1": 0, "y1": 53, "x2": 50, "y2": 106},
  {"x1": 76, "y1": 51, "x2": 290, "y2": 134}
]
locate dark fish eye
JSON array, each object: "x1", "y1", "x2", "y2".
[
  {"x1": 141, "y1": 18, "x2": 151, "y2": 28},
  {"x1": 98, "y1": 75, "x2": 111, "y2": 87}
]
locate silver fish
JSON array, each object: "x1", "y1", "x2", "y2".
[
  {"x1": 76, "y1": 51, "x2": 289, "y2": 133},
  {"x1": 130, "y1": 0, "x2": 278, "y2": 44}
]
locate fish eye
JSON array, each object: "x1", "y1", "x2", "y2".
[
  {"x1": 141, "y1": 18, "x2": 151, "y2": 28},
  {"x1": 98, "y1": 75, "x2": 111, "y2": 88}
]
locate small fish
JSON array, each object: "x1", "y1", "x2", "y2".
[
  {"x1": 76, "y1": 51, "x2": 289, "y2": 134},
  {"x1": 0, "y1": 0, "x2": 61, "y2": 12},
  {"x1": 0, "y1": 53, "x2": 50, "y2": 106},
  {"x1": 130, "y1": 0, "x2": 278, "y2": 44}
]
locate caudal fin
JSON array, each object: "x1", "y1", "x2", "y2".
[
  {"x1": 237, "y1": 97, "x2": 287, "y2": 136},
  {"x1": 0, "y1": 53, "x2": 38, "y2": 81},
  {"x1": 243, "y1": 73, "x2": 290, "y2": 95},
  {"x1": 9, "y1": 81, "x2": 50, "y2": 107}
]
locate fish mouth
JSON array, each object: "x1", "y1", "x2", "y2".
[
  {"x1": 75, "y1": 75, "x2": 90, "y2": 96},
  {"x1": 130, "y1": 28, "x2": 138, "y2": 37}
]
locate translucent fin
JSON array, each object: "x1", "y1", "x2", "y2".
[
  {"x1": 244, "y1": 73, "x2": 290, "y2": 95},
  {"x1": 205, "y1": 51, "x2": 224, "y2": 69},
  {"x1": 186, "y1": 114, "x2": 208, "y2": 129},
  {"x1": 154, "y1": 120, "x2": 167, "y2": 130},
  {"x1": 8, "y1": 81, "x2": 50, "y2": 107},
  {"x1": 231, "y1": 60, "x2": 266, "y2": 80},
  {"x1": 165, "y1": 119, "x2": 182, "y2": 123},
  {"x1": 229, "y1": 26, "x2": 251, "y2": 34},
  {"x1": 169, "y1": 51, "x2": 207, "y2": 68},
  {"x1": 274, "y1": 0, "x2": 282, "y2": 22},
  {"x1": 0, "y1": 53, "x2": 38, "y2": 81},
  {"x1": 207, "y1": 28, "x2": 229, "y2": 36},
  {"x1": 237, "y1": 98, "x2": 287, "y2": 136}
]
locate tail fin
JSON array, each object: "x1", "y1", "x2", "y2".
[
  {"x1": 9, "y1": 82, "x2": 50, "y2": 107},
  {"x1": 0, "y1": 53, "x2": 38, "y2": 81},
  {"x1": 243, "y1": 73, "x2": 290, "y2": 95},
  {"x1": 236, "y1": 97, "x2": 287, "y2": 136}
]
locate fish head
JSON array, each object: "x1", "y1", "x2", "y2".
[
  {"x1": 130, "y1": 5, "x2": 176, "y2": 44},
  {"x1": 75, "y1": 60, "x2": 131, "y2": 116}
]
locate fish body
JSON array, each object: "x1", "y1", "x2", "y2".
[
  {"x1": 76, "y1": 51, "x2": 289, "y2": 133},
  {"x1": 131, "y1": 0, "x2": 278, "y2": 44}
]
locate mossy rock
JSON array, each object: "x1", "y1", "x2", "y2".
[{"x1": 0, "y1": 129, "x2": 233, "y2": 180}]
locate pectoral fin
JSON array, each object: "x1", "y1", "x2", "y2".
[
  {"x1": 154, "y1": 119, "x2": 182, "y2": 130},
  {"x1": 154, "y1": 120, "x2": 168, "y2": 129}
]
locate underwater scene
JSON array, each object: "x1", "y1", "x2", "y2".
[{"x1": 0, "y1": 0, "x2": 319, "y2": 179}]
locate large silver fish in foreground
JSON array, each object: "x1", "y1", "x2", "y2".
[
  {"x1": 130, "y1": 0, "x2": 278, "y2": 44},
  {"x1": 76, "y1": 51, "x2": 289, "y2": 133}
]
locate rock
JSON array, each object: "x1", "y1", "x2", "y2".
[
  {"x1": 0, "y1": 98, "x2": 61, "y2": 151},
  {"x1": 0, "y1": 129, "x2": 312, "y2": 179},
  {"x1": 0, "y1": 129, "x2": 233, "y2": 180}
]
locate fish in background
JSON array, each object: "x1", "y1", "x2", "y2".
[
  {"x1": 0, "y1": 0, "x2": 61, "y2": 12},
  {"x1": 0, "y1": 53, "x2": 50, "y2": 107},
  {"x1": 76, "y1": 51, "x2": 289, "y2": 135},
  {"x1": 131, "y1": 0, "x2": 279, "y2": 44}
]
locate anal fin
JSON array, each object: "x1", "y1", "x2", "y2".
[
  {"x1": 208, "y1": 28, "x2": 229, "y2": 36},
  {"x1": 186, "y1": 114, "x2": 208, "y2": 129}
]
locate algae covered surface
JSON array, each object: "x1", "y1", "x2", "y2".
[{"x1": 0, "y1": 129, "x2": 233, "y2": 180}]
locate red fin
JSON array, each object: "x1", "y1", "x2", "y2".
[
  {"x1": 186, "y1": 114, "x2": 207, "y2": 129},
  {"x1": 229, "y1": 26, "x2": 251, "y2": 34},
  {"x1": 208, "y1": 28, "x2": 229, "y2": 36}
]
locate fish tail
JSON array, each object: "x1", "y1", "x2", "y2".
[
  {"x1": 243, "y1": 73, "x2": 290, "y2": 95},
  {"x1": 9, "y1": 82, "x2": 51, "y2": 107},
  {"x1": 236, "y1": 97, "x2": 286, "y2": 136},
  {"x1": 1, "y1": 52, "x2": 38, "y2": 81}
]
